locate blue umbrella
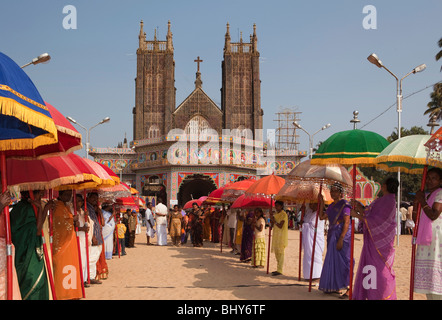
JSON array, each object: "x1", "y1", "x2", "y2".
[
  {"x1": 0, "y1": 51, "x2": 58, "y2": 300},
  {"x1": 0, "y1": 52, "x2": 58, "y2": 152}
]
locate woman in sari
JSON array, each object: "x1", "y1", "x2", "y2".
[
  {"x1": 10, "y1": 190, "x2": 55, "y2": 300},
  {"x1": 52, "y1": 190, "x2": 82, "y2": 300},
  {"x1": 413, "y1": 167, "x2": 442, "y2": 300},
  {"x1": 190, "y1": 203, "x2": 204, "y2": 247},
  {"x1": 169, "y1": 205, "x2": 183, "y2": 246},
  {"x1": 251, "y1": 208, "x2": 266, "y2": 268},
  {"x1": 318, "y1": 183, "x2": 352, "y2": 298},
  {"x1": 211, "y1": 208, "x2": 222, "y2": 243},
  {"x1": 350, "y1": 177, "x2": 398, "y2": 300},
  {"x1": 240, "y1": 211, "x2": 254, "y2": 263},
  {"x1": 203, "y1": 207, "x2": 211, "y2": 241}
]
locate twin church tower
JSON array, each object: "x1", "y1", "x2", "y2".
[{"x1": 132, "y1": 20, "x2": 263, "y2": 142}]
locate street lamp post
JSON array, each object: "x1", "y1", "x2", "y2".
[
  {"x1": 293, "y1": 121, "x2": 331, "y2": 159},
  {"x1": 21, "y1": 53, "x2": 51, "y2": 68},
  {"x1": 67, "y1": 116, "x2": 110, "y2": 158},
  {"x1": 367, "y1": 53, "x2": 426, "y2": 245}
]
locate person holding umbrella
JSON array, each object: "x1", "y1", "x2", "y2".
[
  {"x1": 318, "y1": 182, "x2": 352, "y2": 298},
  {"x1": 350, "y1": 177, "x2": 399, "y2": 300},
  {"x1": 269, "y1": 200, "x2": 288, "y2": 276},
  {"x1": 413, "y1": 167, "x2": 442, "y2": 300},
  {"x1": 10, "y1": 190, "x2": 56, "y2": 300}
]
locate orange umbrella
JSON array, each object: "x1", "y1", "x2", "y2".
[{"x1": 244, "y1": 174, "x2": 285, "y2": 197}]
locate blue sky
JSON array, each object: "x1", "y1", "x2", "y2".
[{"x1": 1, "y1": 0, "x2": 441, "y2": 155}]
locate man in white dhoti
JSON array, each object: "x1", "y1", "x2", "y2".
[
  {"x1": 101, "y1": 203, "x2": 116, "y2": 259},
  {"x1": 145, "y1": 202, "x2": 156, "y2": 245},
  {"x1": 154, "y1": 198, "x2": 168, "y2": 246},
  {"x1": 302, "y1": 201, "x2": 325, "y2": 280}
]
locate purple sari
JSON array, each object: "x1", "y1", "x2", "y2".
[
  {"x1": 319, "y1": 199, "x2": 352, "y2": 293},
  {"x1": 240, "y1": 211, "x2": 254, "y2": 261},
  {"x1": 353, "y1": 193, "x2": 397, "y2": 300}
]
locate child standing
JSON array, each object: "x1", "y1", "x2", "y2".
[
  {"x1": 116, "y1": 218, "x2": 127, "y2": 255},
  {"x1": 251, "y1": 208, "x2": 266, "y2": 268}
]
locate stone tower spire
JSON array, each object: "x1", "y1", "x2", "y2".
[
  {"x1": 224, "y1": 22, "x2": 231, "y2": 53},
  {"x1": 252, "y1": 23, "x2": 258, "y2": 53},
  {"x1": 166, "y1": 20, "x2": 173, "y2": 52},
  {"x1": 138, "y1": 20, "x2": 146, "y2": 51}
]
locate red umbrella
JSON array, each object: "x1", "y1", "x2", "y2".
[
  {"x1": 183, "y1": 199, "x2": 202, "y2": 209},
  {"x1": 6, "y1": 154, "x2": 85, "y2": 191},
  {"x1": 204, "y1": 183, "x2": 233, "y2": 204},
  {"x1": 5, "y1": 101, "x2": 82, "y2": 159},
  {"x1": 116, "y1": 197, "x2": 139, "y2": 212},
  {"x1": 221, "y1": 179, "x2": 256, "y2": 202},
  {"x1": 231, "y1": 194, "x2": 275, "y2": 209},
  {"x1": 96, "y1": 162, "x2": 120, "y2": 184}
]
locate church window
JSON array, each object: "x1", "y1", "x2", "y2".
[{"x1": 185, "y1": 115, "x2": 211, "y2": 137}]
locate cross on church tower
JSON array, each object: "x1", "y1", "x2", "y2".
[{"x1": 194, "y1": 56, "x2": 203, "y2": 72}]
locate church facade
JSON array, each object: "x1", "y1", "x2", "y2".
[{"x1": 90, "y1": 21, "x2": 306, "y2": 207}]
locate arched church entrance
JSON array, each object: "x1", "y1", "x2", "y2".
[{"x1": 178, "y1": 174, "x2": 217, "y2": 206}]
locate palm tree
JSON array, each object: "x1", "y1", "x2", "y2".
[
  {"x1": 424, "y1": 37, "x2": 442, "y2": 119},
  {"x1": 437, "y1": 37, "x2": 442, "y2": 66},
  {"x1": 424, "y1": 82, "x2": 442, "y2": 120}
]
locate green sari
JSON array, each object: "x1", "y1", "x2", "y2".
[{"x1": 10, "y1": 200, "x2": 49, "y2": 300}]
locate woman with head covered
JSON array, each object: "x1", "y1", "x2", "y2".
[
  {"x1": 318, "y1": 182, "x2": 352, "y2": 298},
  {"x1": 350, "y1": 177, "x2": 398, "y2": 300}
]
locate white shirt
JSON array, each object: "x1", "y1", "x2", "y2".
[
  {"x1": 227, "y1": 209, "x2": 237, "y2": 229},
  {"x1": 155, "y1": 203, "x2": 168, "y2": 225}
]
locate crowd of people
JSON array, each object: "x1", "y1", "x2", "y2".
[{"x1": 1, "y1": 168, "x2": 442, "y2": 300}]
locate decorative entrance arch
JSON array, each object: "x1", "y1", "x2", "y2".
[{"x1": 178, "y1": 174, "x2": 217, "y2": 206}]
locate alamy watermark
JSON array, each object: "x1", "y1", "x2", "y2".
[
  {"x1": 166, "y1": 128, "x2": 276, "y2": 175},
  {"x1": 362, "y1": 5, "x2": 377, "y2": 30}
]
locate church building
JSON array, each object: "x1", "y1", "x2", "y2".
[{"x1": 90, "y1": 21, "x2": 305, "y2": 207}]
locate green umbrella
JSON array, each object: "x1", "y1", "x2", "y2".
[
  {"x1": 310, "y1": 129, "x2": 389, "y2": 300},
  {"x1": 375, "y1": 135, "x2": 435, "y2": 174},
  {"x1": 312, "y1": 129, "x2": 390, "y2": 166}
]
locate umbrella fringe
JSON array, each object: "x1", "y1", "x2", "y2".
[
  {"x1": 0, "y1": 96, "x2": 58, "y2": 141},
  {"x1": 7, "y1": 174, "x2": 85, "y2": 192}
]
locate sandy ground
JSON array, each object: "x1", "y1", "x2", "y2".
[{"x1": 83, "y1": 227, "x2": 426, "y2": 301}]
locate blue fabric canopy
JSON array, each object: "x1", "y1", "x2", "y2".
[{"x1": 0, "y1": 51, "x2": 57, "y2": 153}]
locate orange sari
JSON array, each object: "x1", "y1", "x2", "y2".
[{"x1": 52, "y1": 201, "x2": 82, "y2": 300}]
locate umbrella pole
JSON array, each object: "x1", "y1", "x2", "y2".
[
  {"x1": 29, "y1": 189, "x2": 57, "y2": 300},
  {"x1": 266, "y1": 196, "x2": 273, "y2": 274},
  {"x1": 84, "y1": 189, "x2": 90, "y2": 283},
  {"x1": 72, "y1": 189, "x2": 86, "y2": 298},
  {"x1": 114, "y1": 204, "x2": 120, "y2": 258},
  {"x1": 309, "y1": 182, "x2": 323, "y2": 292},
  {"x1": 298, "y1": 202, "x2": 306, "y2": 281},
  {"x1": 409, "y1": 165, "x2": 428, "y2": 300},
  {"x1": 49, "y1": 189, "x2": 54, "y2": 253},
  {"x1": 1, "y1": 153, "x2": 13, "y2": 300},
  {"x1": 349, "y1": 164, "x2": 357, "y2": 300}
]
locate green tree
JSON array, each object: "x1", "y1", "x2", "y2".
[{"x1": 424, "y1": 37, "x2": 442, "y2": 119}]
